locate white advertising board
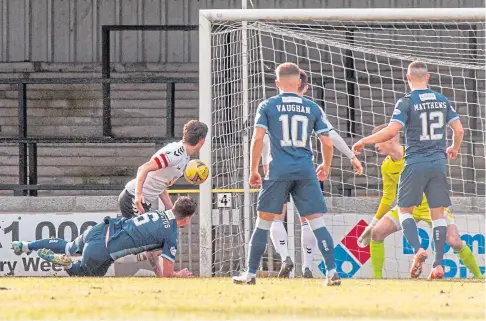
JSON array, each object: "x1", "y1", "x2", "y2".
[
  {"x1": 0, "y1": 213, "x2": 114, "y2": 276},
  {"x1": 0, "y1": 213, "x2": 158, "y2": 277}
]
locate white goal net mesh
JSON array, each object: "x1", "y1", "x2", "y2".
[{"x1": 207, "y1": 19, "x2": 485, "y2": 278}]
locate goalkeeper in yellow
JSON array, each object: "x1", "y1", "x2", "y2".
[{"x1": 358, "y1": 123, "x2": 484, "y2": 279}]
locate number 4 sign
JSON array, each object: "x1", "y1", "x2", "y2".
[{"x1": 217, "y1": 193, "x2": 232, "y2": 208}]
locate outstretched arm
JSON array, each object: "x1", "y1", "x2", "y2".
[
  {"x1": 328, "y1": 130, "x2": 354, "y2": 159},
  {"x1": 134, "y1": 159, "x2": 159, "y2": 214},
  {"x1": 146, "y1": 250, "x2": 164, "y2": 277},
  {"x1": 159, "y1": 190, "x2": 173, "y2": 210},
  {"x1": 328, "y1": 130, "x2": 363, "y2": 175},
  {"x1": 146, "y1": 250, "x2": 193, "y2": 278},
  {"x1": 353, "y1": 122, "x2": 402, "y2": 155}
]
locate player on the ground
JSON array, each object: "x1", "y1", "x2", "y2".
[
  {"x1": 357, "y1": 124, "x2": 483, "y2": 279},
  {"x1": 118, "y1": 120, "x2": 207, "y2": 218},
  {"x1": 264, "y1": 69, "x2": 363, "y2": 278},
  {"x1": 11, "y1": 197, "x2": 197, "y2": 278},
  {"x1": 353, "y1": 61, "x2": 464, "y2": 280},
  {"x1": 232, "y1": 62, "x2": 340, "y2": 286}
]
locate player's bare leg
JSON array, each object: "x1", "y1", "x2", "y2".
[
  {"x1": 428, "y1": 207, "x2": 446, "y2": 280},
  {"x1": 399, "y1": 206, "x2": 427, "y2": 278},
  {"x1": 370, "y1": 216, "x2": 399, "y2": 278},
  {"x1": 269, "y1": 205, "x2": 294, "y2": 278},
  {"x1": 445, "y1": 222, "x2": 484, "y2": 279},
  {"x1": 233, "y1": 211, "x2": 275, "y2": 285}
]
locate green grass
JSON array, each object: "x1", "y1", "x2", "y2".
[{"x1": 0, "y1": 278, "x2": 484, "y2": 320}]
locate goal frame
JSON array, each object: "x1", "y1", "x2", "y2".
[{"x1": 198, "y1": 8, "x2": 484, "y2": 277}]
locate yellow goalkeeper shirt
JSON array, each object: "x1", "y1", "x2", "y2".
[{"x1": 380, "y1": 148, "x2": 428, "y2": 209}]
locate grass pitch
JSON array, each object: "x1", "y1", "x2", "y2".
[{"x1": 0, "y1": 278, "x2": 484, "y2": 320}]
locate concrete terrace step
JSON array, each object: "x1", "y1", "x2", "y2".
[{"x1": 0, "y1": 98, "x2": 198, "y2": 109}]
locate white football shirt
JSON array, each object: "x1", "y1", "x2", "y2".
[{"x1": 125, "y1": 141, "x2": 189, "y2": 203}]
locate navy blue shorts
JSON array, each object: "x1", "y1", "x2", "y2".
[
  {"x1": 256, "y1": 179, "x2": 327, "y2": 216},
  {"x1": 66, "y1": 222, "x2": 113, "y2": 277},
  {"x1": 397, "y1": 158, "x2": 451, "y2": 208}
]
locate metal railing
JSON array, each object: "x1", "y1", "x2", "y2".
[{"x1": 0, "y1": 25, "x2": 198, "y2": 196}]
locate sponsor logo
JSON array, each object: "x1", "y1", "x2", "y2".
[
  {"x1": 419, "y1": 93, "x2": 437, "y2": 101},
  {"x1": 393, "y1": 109, "x2": 401, "y2": 115},
  {"x1": 170, "y1": 246, "x2": 177, "y2": 257},
  {"x1": 281, "y1": 96, "x2": 303, "y2": 104},
  {"x1": 402, "y1": 228, "x2": 485, "y2": 278},
  {"x1": 318, "y1": 220, "x2": 370, "y2": 278}
]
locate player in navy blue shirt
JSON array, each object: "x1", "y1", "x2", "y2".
[
  {"x1": 353, "y1": 61, "x2": 464, "y2": 280},
  {"x1": 12, "y1": 196, "x2": 197, "y2": 278},
  {"x1": 232, "y1": 62, "x2": 340, "y2": 286}
]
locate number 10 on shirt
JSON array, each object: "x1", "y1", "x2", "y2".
[{"x1": 279, "y1": 114, "x2": 309, "y2": 147}]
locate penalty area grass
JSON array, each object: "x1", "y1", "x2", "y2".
[{"x1": 0, "y1": 277, "x2": 484, "y2": 320}]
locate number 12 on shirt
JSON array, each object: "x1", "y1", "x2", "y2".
[
  {"x1": 419, "y1": 111, "x2": 444, "y2": 141},
  {"x1": 279, "y1": 114, "x2": 308, "y2": 147}
]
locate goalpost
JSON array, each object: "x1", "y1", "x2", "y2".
[{"x1": 198, "y1": 8, "x2": 485, "y2": 278}]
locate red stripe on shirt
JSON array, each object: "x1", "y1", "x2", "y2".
[
  {"x1": 154, "y1": 157, "x2": 162, "y2": 169},
  {"x1": 159, "y1": 153, "x2": 169, "y2": 168}
]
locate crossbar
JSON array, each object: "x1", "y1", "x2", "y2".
[{"x1": 200, "y1": 8, "x2": 485, "y2": 22}]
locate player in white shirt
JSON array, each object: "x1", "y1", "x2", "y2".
[
  {"x1": 118, "y1": 120, "x2": 208, "y2": 218},
  {"x1": 263, "y1": 70, "x2": 363, "y2": 278}
]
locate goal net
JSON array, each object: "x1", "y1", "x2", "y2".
[{"x1": 199, "y1": 9, "x2": 485, "y2": 279}]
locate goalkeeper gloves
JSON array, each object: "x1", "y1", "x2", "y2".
[{"x1": 358, "y1": 217, "x2": 379, "y2": 247}]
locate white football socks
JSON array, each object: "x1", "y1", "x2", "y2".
[
  {"x1": 270, "y1": 220, "x2": 289, "y2": 259},
  {"x1": 301, "y1": 222, "x2": 317, "y2": 270}
]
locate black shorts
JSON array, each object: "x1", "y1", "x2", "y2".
[{"x1": 118, "y1": 189, "x2": 152, "y2": 218}]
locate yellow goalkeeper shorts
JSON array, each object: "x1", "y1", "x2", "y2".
[{"x1": 385, "y1": 206, "x2": 454, "y2": 230}]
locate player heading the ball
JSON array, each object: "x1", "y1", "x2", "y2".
[
  {"x1": 353, "y1": 60, "x2": 464, "y2": 280},
  {"x1": 118, "y1": 120, "x2": 208, "y2": 218},
  {"x1": 232, "y1": 62, "x2": 340, "y2": 286}
]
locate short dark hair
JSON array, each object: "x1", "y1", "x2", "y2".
[
  {"x1": 298, "y1": 70, "x2": 308, "y2": 93},
  {"x1": 172, "y1": 196, "x2": 197, "y2": 219},
  {"x1": 183, "y1": 120, "x2": 208, "y2": 146},
  {"x1": 275, "y1": 62, "x2": 301, "y2": 79}
]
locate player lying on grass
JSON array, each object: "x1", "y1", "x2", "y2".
[
  {"x1": 233, "y1": 62, "x2": 340, "y2": 286},
  {"x1": 353, "y1": 61, "x2": 464, "y2": 280},
  {"x1": 11, "y1": 196, "x2": 197, "y2": 277},
  {"x1": 358, "y1": 124, "x2": 483, "y2": 279},
  {"x1": 263, "y1": 69, "x2": 363, "y2": 278},
  {"x1": 118, "y1": 120, "x2": 207, "y2": 218}
]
